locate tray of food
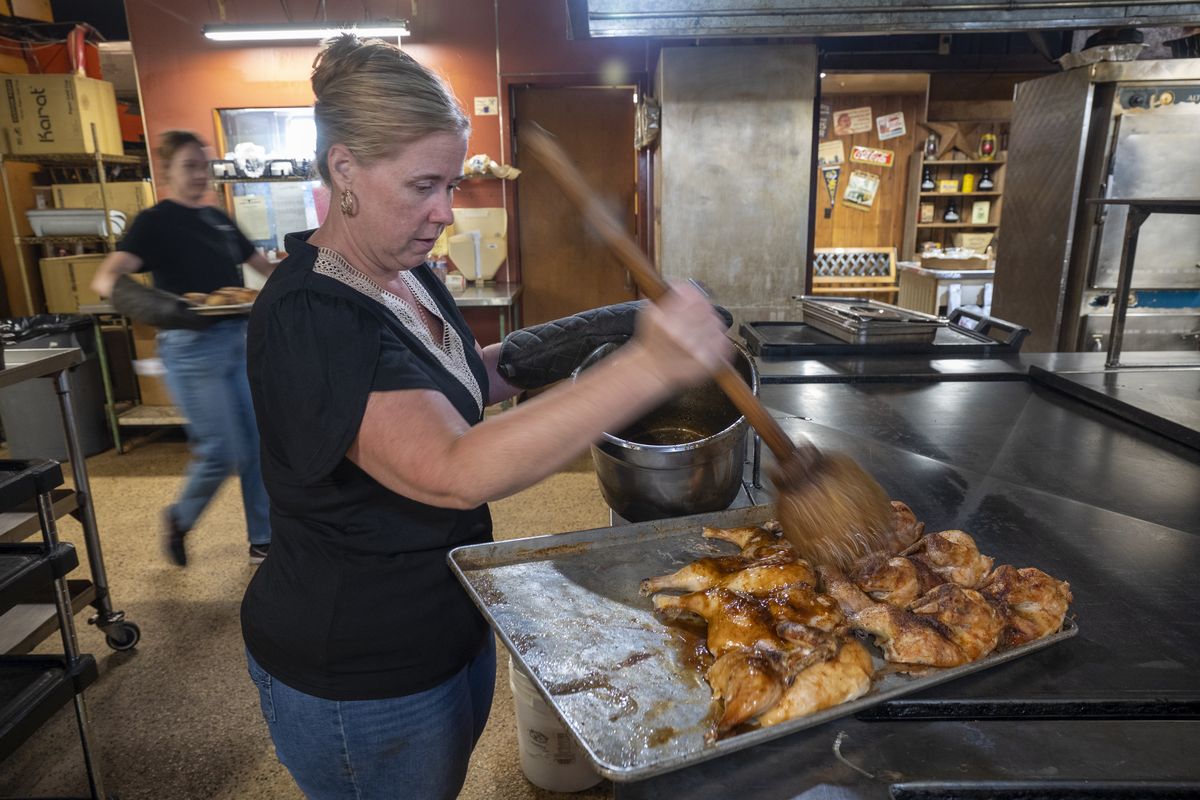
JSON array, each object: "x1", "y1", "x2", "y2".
[
  {"x1": 797, "y1": 296, "x2": 943, "y2": 346},
  {"x1": 448, "y1": 503, "x2": 1075, "y2": 782},
  {"x1": 185, "y1": 287, "x2": 259, "y2": 316}
]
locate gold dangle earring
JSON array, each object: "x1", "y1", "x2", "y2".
[{"x1": 339, "y1": 187, "x2": 359, "y2": 217}]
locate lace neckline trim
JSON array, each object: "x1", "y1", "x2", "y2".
[{"x1": 313, "y1": 248, "x2": 483, "y2": 414}]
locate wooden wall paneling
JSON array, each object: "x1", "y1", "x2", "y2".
[{"x1": 813, "y1": 93, "x2": 923, "y2": 252}]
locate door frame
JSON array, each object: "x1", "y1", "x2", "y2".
[{"x1": 501, "y1": 73, "x2": 655, "y2": 292}]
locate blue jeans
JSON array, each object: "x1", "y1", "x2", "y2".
[
  {"x1": 157, "y1": 320, "x2": 270, "y2": 546},
  {"x1": 246, "y1": 638, "x2": 497, "y2": 800}
]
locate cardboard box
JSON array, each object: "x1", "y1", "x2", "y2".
[
  {"x1": 937, "y1": 179, "x2": 959, "y2": 193},
  {"x1": 0, "y1": 74, "x2": 124, "y2": 156},
  {"x1": 52, "y1": 181, "x2": 155, "y2": 222},
  {"x1": 136, "y1": 374, "x2": 174, "y2": 406},
  {"x1": 39, "y1": 254, "x2": 149, "y2": 312},
  {"x1": 953, "y1": 232, "x2": 994, "y2": 252},
  {"x1": 131, "y1": 321, "x2": 174, "y2": 406},
  {"x1": 920, "y1": 254, "x2": 991, "y2": 270},
  {"x1": 3, "y1": 0, "x2": 53, "y2": 22}
]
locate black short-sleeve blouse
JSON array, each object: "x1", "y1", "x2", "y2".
[{"x1": 241, "y1": 231, "x2": 493, "y2": 701}]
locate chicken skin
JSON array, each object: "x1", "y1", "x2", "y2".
[
  {"x1": 979, "y1": 565, "x2": 1073, "y2": 647},
  {"x1": 706, "y1": 650, "x2": 784, "y2": 732},
  {"x1": 653, "y1": 587, "x2": 790, "y2": 658},
  {"x1": 756, "y1": 639, "x2": 874, "y2": 728},
  {"x1": 907, "y1": 583, "x2": 1003, "y2": 661},
  {"x1": 847, "y1": 552, "x2": 941, "y2": 608},
  {"x1": 640, "y1": 553, "x2": 809, "y2": 596},
  {"x1": 882, "y1": 501, "x2": 925, "y2": 555},
  {"x1": 901, "y1": 530, "x2": 994, "y2": 588},
  {"x1": 821, "y1": 566, "x2": 969, "y2": 667}
]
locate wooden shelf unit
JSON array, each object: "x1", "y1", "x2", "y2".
[{"x1": 904, "y1": 156, "x2": 1006, "y2": 258}]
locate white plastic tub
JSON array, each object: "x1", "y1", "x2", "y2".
[
  {"x1": 27, "y1": 208, "x2": 126, "y2": 237},
  {"x1": 508, "y1": 655, "x2": 602, "y2": 793}
]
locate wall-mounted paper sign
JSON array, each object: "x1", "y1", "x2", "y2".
[
  {"x1": 819, "y1": 102, "x2": 832, "y2": 139},
  {"x1": 849, "y1": 145, "x2": 894, "y2": 168},
  {"x1": 818, "y1": 140, "x2": 845, "y2": 166},
  {"x1": 232, "y1": 194, "x2": 270, "y2": 241},
  {"x1": 833, "y1": 106, "x2": 872, "y2": 136},
  {"x1": 843, "y1": 170, "x2": 880, "y2": 211},
  {"x1": 876, "y1": 111, "x2": 907, "y2": 141}
]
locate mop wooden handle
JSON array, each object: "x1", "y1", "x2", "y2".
[{"x1": 522, "y1": 124, "x2": 799, "y2": 463}]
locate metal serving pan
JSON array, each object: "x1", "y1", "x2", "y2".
[
  {"x1": 448, "y1": 504, "x2": 1078, "y2": 782},
  {"x1": 798, "y1": 296, "x2": 943, "y2": 345},
  {"x1": 190, "y1": 303, "x2": 254, "y2": 316}
]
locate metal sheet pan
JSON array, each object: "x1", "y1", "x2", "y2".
[
  {"x1": 190, "y1": 303, "x2": 254, "y2": 316},
  {"x1": 798, "y1": 296, "x2": 943, "y2": 345},
  {"x1": 448, "y1": 504, "x2": 1078, "y2": 782}
]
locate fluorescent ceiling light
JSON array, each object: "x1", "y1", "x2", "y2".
[{"x1": 203, "y1": 20, "x2": 410, "y2": 42}]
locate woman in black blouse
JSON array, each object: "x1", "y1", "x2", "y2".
[{"x1": 241, "y1": 35, "x2": 731, "y2": 799}]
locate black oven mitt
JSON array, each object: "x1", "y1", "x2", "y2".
[
  {"x1": 496, "y1": 301, "x2": 733, "y2": 390},
  {"x1": 111, "y1": 275, "x2": 214, "y2": 331}
]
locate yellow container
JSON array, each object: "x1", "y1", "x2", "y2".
[{"x1": 962, "y1": 173, "x2": 977, "y2": 193}]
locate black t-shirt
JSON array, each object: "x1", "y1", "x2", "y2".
[
  {"x1": 240, "y1": 231, "x2": 493, "y2": 701},
  {"x1": 117, "y1": 200, "x2": 254, "y2": 295}
]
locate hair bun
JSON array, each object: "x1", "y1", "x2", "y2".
[{"x1": 311, "y1": 32, "x2": 369, "y2": 100}]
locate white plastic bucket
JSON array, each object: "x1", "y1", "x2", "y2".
[{"x1": 508, "y1": 656, "x2": 602, "y2": 793}]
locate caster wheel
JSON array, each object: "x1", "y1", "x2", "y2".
[{"x1": 105, "y1": 621, "x2": 141, "y2": 651}]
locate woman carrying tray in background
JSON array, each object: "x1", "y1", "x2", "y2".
[{"x1": 91, "y1": 130, "x2": 276, "y2": 567}]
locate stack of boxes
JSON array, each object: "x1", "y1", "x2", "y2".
[{"x1": 1, "y1": 73, "x2": 169, "y2": 405}]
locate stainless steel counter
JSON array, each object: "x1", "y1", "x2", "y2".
[
  {"x1": 447, "y1": 282, "x2": 523, "y2": 308},
  {"x1": 0, "y1": 348, "x2": 83, "y2": 390},
  {"x1": 610, "y1": 356, "x2": 1200, "y2": 798}
]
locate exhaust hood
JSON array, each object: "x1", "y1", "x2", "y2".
[{"x1": 568, "y1": 0, "x2": 1200, "y2": 38}]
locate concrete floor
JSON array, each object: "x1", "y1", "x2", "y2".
[{"x1": 0, "y1": 435, "x2": 614, "y2": 799}]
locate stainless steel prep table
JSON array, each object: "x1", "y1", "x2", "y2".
[
  {"x1": 0, "y1": 349, "x2": 139, "y2": 651},
  {"x1": 601, "y1": 353, "x2": 1200, "y2": 798}
]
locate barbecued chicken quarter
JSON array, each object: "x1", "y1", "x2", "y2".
[
  {"x1": 820, "y1": 566, "x2": 967, "y2": 667},
  {"x1": 653, "y1": 588, "x2": 792, "y2": 657},
  {"x1": 907, "y1": 583, "x2": 1003, "y2": 661},
  {"x1": 901, "y1": 530, "x2": 994, "y2": 588},
  {"x1": 702, "y1": 523, "x2": 796, "y2": 561},
  {"x1": 846, "y1": 552, "x2": 941, "y2": 608},
  {"x1": 755, "y1": 639, "x2": 874, "y2": 728},
  {"x1": 706, "y1": 649, "x2": 784, "y2": 732},
  {"x1": 641, "y1": 559, "x2": 815, "y2": 596},
  {"x1": 979, "y1": 565, "x2": 1073, "y2": 647}
]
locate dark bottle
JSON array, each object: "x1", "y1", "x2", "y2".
[
  {"x1": 920, "y1": 167, "x2": 936, "y2": 191},
  {"x1": 943, "y1": 199, "x2": 961, "y2": 223},
  {"x1": 978, "y1": 167, "x2": 994, "y2": 191}
]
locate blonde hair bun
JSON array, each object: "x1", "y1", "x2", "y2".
[{"x1": 310, "y1": 32, "x2": 470, "y2": 185}]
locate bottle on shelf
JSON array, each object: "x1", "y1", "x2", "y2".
[
  {"x1": 979, "y1": 133, "x2": 998, "y2": 161},
  {"x1": 978, "y1": 166, "x2": 995, "y2": 191},
  {"x1": 920, "y1": 167, "x2": 936, "y2": 191},
  {"x1": 943, "y1": 199, "x2": 961, "y2": 223}
]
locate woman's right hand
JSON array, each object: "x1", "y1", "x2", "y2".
[{"x1": 629, "y1": 282, "x2": 734, "y2": 390}]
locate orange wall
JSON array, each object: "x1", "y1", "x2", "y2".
[{"x1": 124, "y1": 0, "x2": 654, "y2": 342}]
